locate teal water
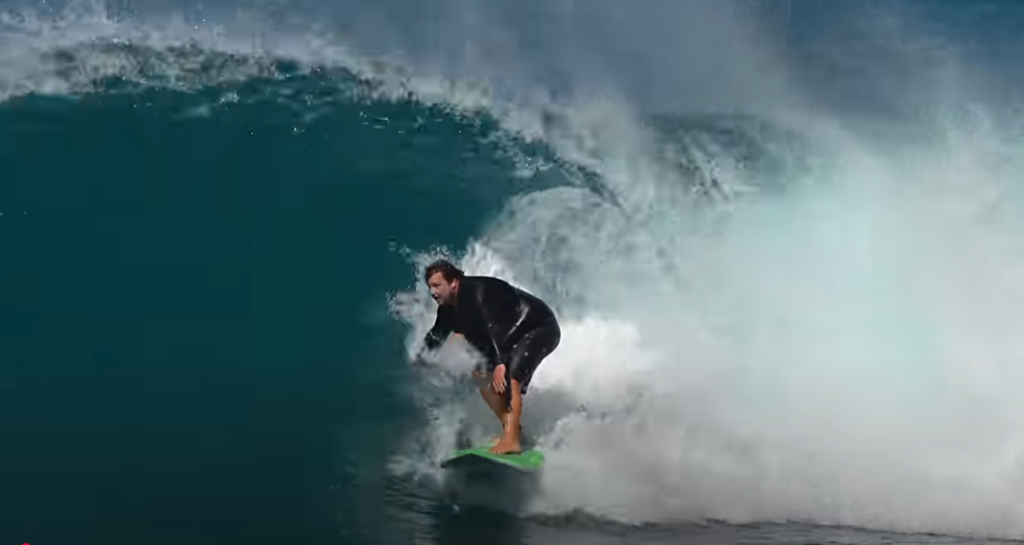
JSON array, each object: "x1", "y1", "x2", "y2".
[{"x1": 0, "y1": 72, "x2": 556, "y2": 544}]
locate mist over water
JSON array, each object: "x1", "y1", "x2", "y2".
[
  {"x1": 387, "y1": 11, "x2": 1024, "y2": 534},
  {"x1": 392, "y1": 99, "x2": 1024, "y2": 535}
]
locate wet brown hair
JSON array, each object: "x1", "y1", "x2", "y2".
[{"x1": 424, "y1": 259, "x2": 465, "y2": 283}]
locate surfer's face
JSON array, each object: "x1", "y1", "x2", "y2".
[{"x1": 427, "y1": 272, "x2": 458, "y2": 305}]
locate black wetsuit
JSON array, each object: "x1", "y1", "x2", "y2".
[{"x1": 422, "y1": 276, "x2": 561, "y2": 403}]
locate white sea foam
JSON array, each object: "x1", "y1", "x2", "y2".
[{"x1": 421, "y1": 105, "x2": 1024, "y2": 538}]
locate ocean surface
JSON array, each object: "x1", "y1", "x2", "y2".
[{"x1": 6, "y1": 1, "x2": 1024, "y2": 544}]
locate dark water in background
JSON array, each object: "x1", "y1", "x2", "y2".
[
  {"x1": 6, "y1": 3, "x2": 1024, "y2": 545},
  {"x1": 0, "y1": 72, "x2": 554, "y2": 544}
]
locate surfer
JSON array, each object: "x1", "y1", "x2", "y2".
[{"x1": 416, "y1": 259, "x2": 561, "y2": 455}]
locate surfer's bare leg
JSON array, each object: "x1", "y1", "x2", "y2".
[
  {"x1": 473, "y1": 368, "x2": 516, "y2": 443},
  {"x1": 490, "y1": 379, "x2": 523, "y2": 455},
  {"x1": 474, "y1": 370, "x2": 506, "y2": 423}
]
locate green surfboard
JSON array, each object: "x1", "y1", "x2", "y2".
[{"x1": 440, "y1": 446, "x2": 545, "y2": 473}]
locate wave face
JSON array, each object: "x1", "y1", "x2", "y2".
[{"x1": 6, "y1": 1, "x2": 1024, "y2": 544}]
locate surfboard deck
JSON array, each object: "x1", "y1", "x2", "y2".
[{"x1": 440, "y1": 446, "x2": 545, "y2": 473}]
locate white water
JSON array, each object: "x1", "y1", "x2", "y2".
[
  {"x1": 347, "y1": 1, "x2": 1024, "y2": 538},
  {"x1": 391, "y1": 44, "x2": 1024, "y2": 545},
  {"x1": 398, "y1": 102, "x2": 1024, "y2": 537}
]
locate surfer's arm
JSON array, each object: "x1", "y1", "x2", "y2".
[
  {"x1": 474, "y1": 297, "x2": 509, "y2": 365},
  {"x1": 477, "y1": 306, "x2": 515, "y2": 406},
  {"x1": 412, "y1": 309, "x2": 453, "y2": 367},
  {"x1": 474, "y1": 284, "x2": 523, "y2": 371},
  {"x1": 421, "y1": 304, "x2": 455, "y2": 352},
  {"x1": 500, "y1": 294, "x2": 532, "y2": 351}
]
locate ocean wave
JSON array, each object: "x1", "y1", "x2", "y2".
[{"x1": 11, "y1": 0, "x2": 1024, "y2": 539}]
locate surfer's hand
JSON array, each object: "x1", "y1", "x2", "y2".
[
  {"x1": 492, "y1": 364, "x2": 507, "y2": 394},
  {"x1": 411, "y1": 351, "x2": 429, "y2": 367}
]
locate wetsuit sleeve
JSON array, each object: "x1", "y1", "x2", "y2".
[
  {"x1": 469, "y1": 282, "x2": 526, "y2": 412},
  {"x1": 422, "y1": 304, "x2": 455, "y2": 351},
  {"x1": 471, "y1": 281, "x2": 522, "y2": 365},
  {"x1": 499, "y1": 289, "x2": 534, "y2": 351}
]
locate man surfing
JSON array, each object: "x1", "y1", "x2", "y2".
[{"x1": 416, "y1": 259, "x2": 561, "y2": 455}]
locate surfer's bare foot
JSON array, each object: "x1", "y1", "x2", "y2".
[
  {"x1": 489, "y1": 436, "x2": 521, "y2": 455},
  {"x1": 488, "y1": 425, "x2": 522, "y2": 446}
]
